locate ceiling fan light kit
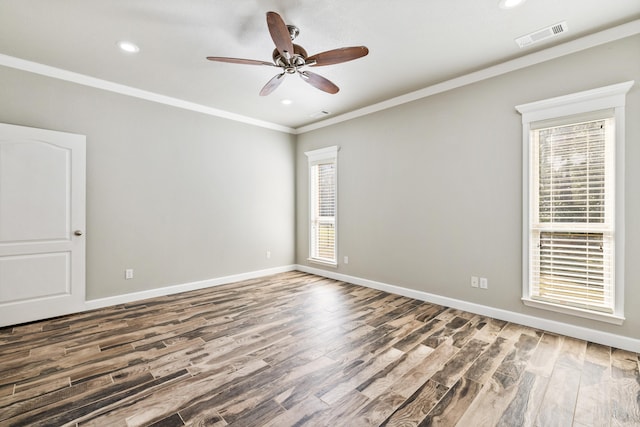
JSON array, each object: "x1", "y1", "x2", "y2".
[{"x1": 207, "y1": 11, "x2": 369, "y2": 96}]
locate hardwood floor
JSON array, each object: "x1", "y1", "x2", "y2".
[{"x1": 1, "y1": 271, "x2": 639, "y2": 426}]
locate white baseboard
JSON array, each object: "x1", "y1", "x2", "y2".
[
  {"x1": 85, "y1": 265, "x2": 297, "y2": 310},
  {"x1": 296, "y1": 264, "x2": 640, "y2": 353},
  {"x1": 84, "y1": 263, "x2": 638, "y2": 353}
]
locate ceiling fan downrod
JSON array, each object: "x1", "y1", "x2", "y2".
[{"x1": 287, "y1": 25, "x2": 300, "y2": 41}]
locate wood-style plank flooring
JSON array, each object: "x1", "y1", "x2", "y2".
[{"x1": 1, "y1": 271, "x2": 639, "y2": 426}]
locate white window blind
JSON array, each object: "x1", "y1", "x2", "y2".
[
  {"x1": 311, "y1": 162, "x2": 336, "y2": 262},
  {"x1": 305, "y1": 146, "x2": 338, "y2": 265},
  {"x1": 530, "y1": 118, "x2": 614, "y2": 312},
  {"x1": 517, "y1": 81, "x2": 632, "y2": 324}
]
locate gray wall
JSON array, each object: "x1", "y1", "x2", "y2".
[
  {"x1": 0, "y1": 34, "x2": 637, "y2": 340},
  {"x1": 296, "y1": 34, "x2": 640, "y2": 340},
  {"x1": 0, "y1": 66, "x2": 296, "y2": 300}
]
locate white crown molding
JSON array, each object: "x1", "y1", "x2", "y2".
[
  {"x1": 1, "y1": 20, "x2": 637, "y2": 135},
  {"x1": 295, "y1": 19, "x2": 640, "y2": 134},
  {"x1": 0, "y1": 53, "x2": 295, "y2": 134},
  {"x1": 296, "y1": 264, "x2": 640, "y2": 353},
  {"x1": 85, "y1": 265, "x2": 297, "y2": 310}
]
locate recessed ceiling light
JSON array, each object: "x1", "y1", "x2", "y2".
[
  {"x1": 281, "y1": 99, "x2": 293, "y2": 105},
  {"x1": 499, "y1": 0, "x2": 526, "y2": 9},
  {"x1": 117, "y1": 41, "x2": 139, "y2": 53}
]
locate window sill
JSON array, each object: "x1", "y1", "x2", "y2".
[
  {"x1": 307, "y1": 258, "x2": 338, "y2": 268},
  {"x1": 522, "y1": 297, "x2": 625, "y2": 325}
]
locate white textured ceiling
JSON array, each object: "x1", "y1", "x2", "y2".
[{"x1": 0, "y1": 1, "x2": 639, "y2": 129}]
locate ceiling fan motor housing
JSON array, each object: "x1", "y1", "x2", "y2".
[{"x1": 272, "y1": 44, "x2": 308, "y2": 71}]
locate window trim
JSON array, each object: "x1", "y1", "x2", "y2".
[
  {"x1": 305, "y1": 146, "x2": 339, "y2": 267},
  {"x1": 516, "y1": 81, "x2": 633, "y2": 325}
]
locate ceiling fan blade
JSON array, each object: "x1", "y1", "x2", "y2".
[
  {"x1": 260, "y1": 73, "x2": 286, "y2": 96},
  {"x1": 299, "y1": 71, "x2": 339, "y2": 94},
  {"x1": 307, "y1": 46, "x2": 369, "y2": 66},
  {"x1": 207, "y1": 57, "x2": 275, "y2": 67},
  {"x1": 266, "y1": 11, "x2": 294, "y2": 64}
]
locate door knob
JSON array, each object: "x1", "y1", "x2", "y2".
[{"x1": 74, "y1": 230, "x2": 83, "y2": 236}]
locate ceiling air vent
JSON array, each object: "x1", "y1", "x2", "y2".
[
  {"x1": 515, "y1": 21, "x2": 568, "y2": 48},
  {"x1": 310, "y1": 110, "x2": 331, "y2": 118}
]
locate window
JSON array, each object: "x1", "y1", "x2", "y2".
[
  {"x1": 305, "y1": 146, "x2": 339, "y2": 266},
  {"x1": 516, "y1": 81, "x2": 633, "y2": 324},
  {"x1": 532, "y1": 115, "x2": 614, "y2": 312}
]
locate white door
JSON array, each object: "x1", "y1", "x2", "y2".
[{"x1": 0, "y1": 123, "x2": 86, "y2": 327}]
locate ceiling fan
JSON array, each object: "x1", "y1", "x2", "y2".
[{"x1": 207, "y1": 11, "x2": 369, "y2": 96}]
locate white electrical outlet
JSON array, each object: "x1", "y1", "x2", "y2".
[
  {"x1": 344, "y1": 256, "x2": 349, "y2": 264},
  {"x1": 480, "y1": 277, "x2": 488, "y2": 289},
  {"x1": 125, "y1": 269, "x2": 134, "y2": 280},
  {"x1": 266, "y1": 250, "x2": 271, "y2": 259},
  {"x1": 471, "y1": 276, "x2": 479, "y2": 288}
]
